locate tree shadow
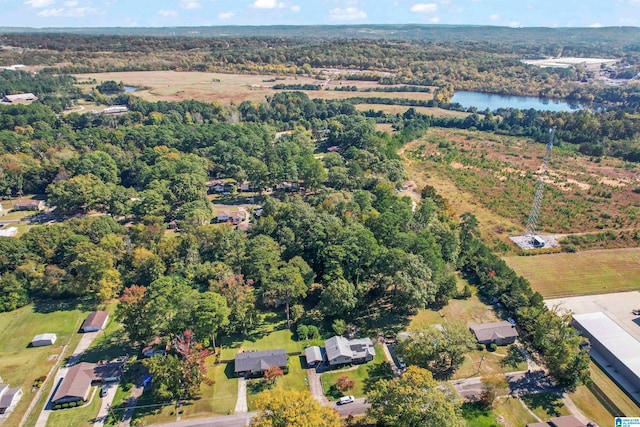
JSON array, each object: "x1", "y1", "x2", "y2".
[
  {"x1": 33, "y1": 297, "x2": 97, "y2": 314},
  {"x1": 246, "y1": 379, "x2": 271, "y2": 394},
  {"x1": 326, "y1": 384, "x2": 343, "y2": 400},
  {"x1": 354, "y1": 305, "x2": 413, "y2": 337},
  {"x1": 81, "y1": 328, "x2": 135, "y2": 363},
  {"x1": 521, "y1": 392, "x2": 565, "y2": 417},
  {"x1": 363, "y1": 362, "x2": 394, "y2": 393},
  {"x1": 224, "y1": 361, "x2": 236, "y2": 380}
]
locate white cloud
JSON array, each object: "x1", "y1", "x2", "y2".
[
  {"x1": 329, "y1": 7, "x2": 367, "y2": 21},
  {"x1": 489, "y1": 13, "x2": 499, "y2": 21},
  {"x1": 25, "y1": 0, "x2": 55, "y2": 8},
  {"x1": 589, "y1": 22, "x2": 602, "y2": 27},
  {"x1": 180, "y1": 0, "x2": 201, "y2": 9},
  {"x1": 218, "y1": 11, "x2": 234, "y2": 19},
  {"x1": 429, "y1": 16, "x2": 440, "y2": 23},
  {"x1": 253, "y1": 0, "x2": 277, "y2": 8},
  {"x1": 63, "y1": 0, "x2": 77, "y2": 6},
  {"x1": 410, "y1": 3, "x2": 438, "y2": 13},
  {"x1": 290, "y1": 4, "x2": 300, "y2": 12},
  {"x1": 37, "y1": 7, "x2": 62, "y2": 16},
  {"x1": 158, "y1": 9, "x2": 177, "y2": 16}
]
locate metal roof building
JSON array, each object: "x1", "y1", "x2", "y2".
[
  {"x1": 572, "y1": 312, "x2": 640, "y2": 390},
  {"x1": 31, "y1": 333, "x2": 57, "y2": 347}
]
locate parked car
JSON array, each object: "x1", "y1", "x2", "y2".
[
  {"x1": 338, "y1": 395, "x2": 355, "y2": 405},
  {"x1": 397, "y1": 357, "x2": 407, "y2": 370},
  {"x1": 100, "y1": 385, "x2": 109, "y2": 398}
]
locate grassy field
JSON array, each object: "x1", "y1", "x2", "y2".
[
  {"x1": 520, "y1": 393, "x2": 570, "y2": 420},
  {"x1": 586, "y1": 361, "x2": 640, "y2": 418},
  {"x1": 0, "y1": 301, "x2": 95, "y2": 427},
  {"x1": 320, "y1": 345, "x2": 388, "y2": 401},
  {"x1": 46, "y1": 388, "x2": 101, "y2": 427},
  {"x1": 247, "y1": 354, "x2": 308, "y2": 411},
  {"x1": 355, "y1": 104, "x2": 474, "y2": 118},
  {"x1": 503, "y1": 248, "x2": 640, "y2": 298},
  {"x1": 493, "y1": 397, "x2": 538, "y2": 427},
  {"x1": 451, "y1": 347, "x2": 527, "y2": 380},
  {"x1": 401, "y1": 128, "x2": 640, "y2": 248},
  {"x1": 73, "y1": 71, "x2": 435, "y2": 106}
]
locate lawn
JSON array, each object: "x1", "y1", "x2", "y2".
[
  {"x1": 584, "y1": 361, "x2": 640, "y2": 418},
  {"x1": 46, "y1": 388, "x2": 101, "y2": 427},
  {"x1": 461, "y1": 402, "x2": 500, "y2": 427},
  {"x1": 247, "y1": 355, "x2": 308, "y2": 411},
  {"x1": 520, "y1": 393, "x2": 570, "y2": 420},
  {"x1": 504, "y1": 248, "x2": 640, "y2": 298},
  {"x1": 0, "y1": 301, "x2": 96, "y2": 427},
  {"x1": 320, "y1": 344, "x2": 388, "y2": 401},
  {"x1": 493, "y1": 397, "x2": 538, "y2": 427},
  {"x1": 451, "y1": 347, "x2": 527, "y2": 380}
]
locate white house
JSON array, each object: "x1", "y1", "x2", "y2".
[
  {"x1": 324, "y1": 336, "x2": 375, "y2": 366},
  {"x1": 31, "y1": 333, "x2": 57, "y2": 347}
]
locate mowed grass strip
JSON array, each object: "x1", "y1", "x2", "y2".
[
  {"x1": 504, "y1": 248, "x2": 640, "y2": 298},
  {"x1": 45, "y1": 388, "x2": 101, "y2": 427}
]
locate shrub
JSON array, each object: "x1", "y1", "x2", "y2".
[
  {"x1": 487, "y1": 343, "x2": 498, "y2": 352},
  {"x1": 476, "y1": 343, "x2": 485, "y2": 351},
  {"x1": 307, "y1": 325, "x2": 320, "y2": 339},
  {"x1": 53, "y1": 404, "x2": 61, "y2": 410},
  {"x1": 336, "y1": 375, "x2": 355, "y2": 392},
  {"x1": 332, "y1": 319, "x2": 347, "y2": 336},
  {"x1": 62, "y1": 403, "x2": 69, "y2": 409},
  {"x1": 297, "y1": 324, "x2": 309, "y2": 341}
]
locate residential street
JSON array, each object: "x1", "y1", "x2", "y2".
[{"x1": 451, "y1": 370, "x2": 559, "y2": 400}]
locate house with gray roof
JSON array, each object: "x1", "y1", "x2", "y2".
[
  {"x1": 31, "y1": 333, "x2": 57, "y2": 347},
  {"x1": 0, "y1": 384, "x2": 23, "y2": 414},
  {"x1": 325, "y1": 336, "x2": 375, "y2": 366},
  {"x1": 305, "y1": 346, "x2": 324, "y2": 367},
  {"x1": 234, "y1": 349, "x2": 287, "y2": 377},
  {"x1": 469, "y1": 321, "x2": 519, "y2": 345},
  {"x1": 51, "y1": 361, "x2": 124, "y2": 405}
]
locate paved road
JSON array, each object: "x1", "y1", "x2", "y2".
[
  {"x1": 93, "y1": 384, "x2": 118, "y2": 427},
  {"x1": 452, "y1": 370, "x2": 559, "y2": 400},
  {"x1": 150, "y1": 398, "x2": 370, "y2": 427}
]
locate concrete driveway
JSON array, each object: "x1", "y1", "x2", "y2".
[{"x1": 93, "y1": 383, "x2": 118, "y2": 427}]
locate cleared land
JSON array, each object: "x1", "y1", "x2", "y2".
[
  {"x1": 505, "y1": 248, "x2": 640, "y2": 298},
  {"x1": 401, "y1": 128, "x2": 640, "y2": 248},
  {"x1": 73, "y1": 71, "x2": 435, "y2": 105},
  {"x1": 355, "y1": 104, "x2": 473, "y2": 118},
  {"x1": 522, "y1": 57, "x2": 617, "y2": 68}
]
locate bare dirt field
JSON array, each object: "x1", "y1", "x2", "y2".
[
  {"x1": 522, "y1": 57, "x2": 617, "y2": 69},
  {"x1": 73, "y1": 71, "x2": 435, "y2": 105},
  {"x1": 505, "y1": 248, "x2": 640, "y2": 298}
]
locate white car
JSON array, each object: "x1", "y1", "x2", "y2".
[{"x1": 338, "y1": 395, "x2": 355, "y2": 405}]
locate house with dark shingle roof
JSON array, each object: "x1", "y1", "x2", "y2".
[
  {"x1": 470, "y1": 321, "x2": 519, "y2": 345},
  {"x1": 234, "y1": 349, "x2": 287, "y2": 377}
]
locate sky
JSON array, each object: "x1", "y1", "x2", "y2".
[{"x1": 1, "y1": 0, "x2": 639, "y2": 28}]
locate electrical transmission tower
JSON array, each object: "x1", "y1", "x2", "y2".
[{"x1": 524, "y1": 127, "x2": 556, "y2": 241}]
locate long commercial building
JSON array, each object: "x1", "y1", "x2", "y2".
[{"x1": 572, "y1": 312, "x2": 640, "y2": 390}]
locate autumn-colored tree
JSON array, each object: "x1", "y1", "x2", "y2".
[
  {"x1": 251, "y1": 389, "x2": 341, "y2": 427},
  {"x1": 366, "y1": 366, "x2": 465, "y2": 427},
  {"x1": 263, "y1": 365, "x2": 284, "y2": 385},
  {"x1": 335, "y1": 375, "x2": 355, "y2": 392},
  {"x1": 479, "y1": 374, "x2": 509, "y2": 408},
  {"x1": 172, "y1": 330, "x2": 214, "y2": 399}
]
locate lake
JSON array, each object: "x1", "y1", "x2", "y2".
[
  {"x1": 451, "y1": 91, "x2": 580, "y2": 112},
  {"x1": 124, "y1": 86, "x2": 137, "y2": 93}
]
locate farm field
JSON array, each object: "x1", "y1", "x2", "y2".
[
  {"x1": 73, "y1": 71, "x2": 435, "y2": 105},
  {"x1": 0, "y1": 301, "x2": 94, "y2": 427},
  {"x1": 504, "y1": 247, "x2": 640, "y2": 298},
  {"x1": 401, "y1": 128, "x2": 640, "y2": 248}
]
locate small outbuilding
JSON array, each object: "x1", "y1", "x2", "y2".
[
  {"x1": 2, "y1": 93, "x2": 37, "y2": 103},
  {"x1": 469, "y1": 321, "x2": 519, "y2": 346},
  {"x1": 13, "y1": 200, "x2": 45, "y2": 211},
  {"x1": 305, "y1": 346, "x2": 324, "y2": 367},
  {"x1": 81, "y1": 311, "x2": 109, "y2": 333},
  {"x1": 31, "y1": 333, "x2": 57, "y2": 347}
]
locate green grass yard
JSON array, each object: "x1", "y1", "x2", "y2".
[
  {"x1": 493, "y1": 397, "x2": 537, "y2": 427},
  {"x1": 504, "y1": 248, "x2": 640, "y2": 298},
  {"x1": 520, "y1": 393, "x2": 570, "y2": 420},
  {"x1": 0, "y1": 301, "x2": 96, "y2": 427},
  {"x1": 246, "y1": 355, "x2": 308, "y2": 411},
  {"x1": 46, "y1": 388, "x2": 101, "y2": 427},
  {"x1": 451, "y1": 347, "x2": 527, "y2": 381},
  {"x1": 321, "y1": 344, "x2": 387, "y2": 401}
]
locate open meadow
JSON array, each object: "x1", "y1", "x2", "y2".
[
  {"x1": 73, "y1": 70, "x2": 435, "y2": 106},
  {"x1": 504, "y1": 248, "x2": 640, "y2": 298},
  {"x1": 401, "y1": 128, "x2": 640, "y2": 248}
]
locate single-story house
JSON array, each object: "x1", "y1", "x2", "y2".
[
  {"x1": 469, "y1": 321, "x2": 519, "y2": 345},
  {"x1": 305, "y1": 346, "x2": 324, "y2": 367},
  {"x1": 325, "y1": 336, "x2": 375, "y2": 366},
  {"x1": 51, "y1": 361, "x2": 124, "y2": 405},
  {"x1": 206, "y1": 180, "x2": 226, "y2": 194},
  {"x1": 234, "y1": 349, "x2": 288, "y2": 377},
  {"x1": 2, "y1": 93, "x2": 37, "y2": 103},
  {"x1": 31, "y1": 333, "x2": 57, "y2": 347},
  {"x1": 81, "y1": 311, "x2": 109, "y2": 332},
  {"x1": 13, "y1": 200, "x2": 45, "y2": 211},
  {"x1": 0, "y1": 384, "x2": 23, "y2": 415},
  {"x1": 0, "y1": 227, "x2": 18, "y2": 237},
  {"x1": 229, "y1": 211, "x2": 247, "y2": 224},
  {"x1": 215, "y1": 211, "x2": 231, "y2": 222},
  {"x1": 101, "y1": 106, "x2": 129, "y2": 115}
]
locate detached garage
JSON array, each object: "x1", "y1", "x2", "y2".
[
  {"x1": 31, "y1": 333, "x2": 57, "y2": 347},
  {"x1": 81, "y1": 311, "x2": 109, "y2": 332}
]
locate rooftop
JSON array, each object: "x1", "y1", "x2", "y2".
[
  {"x1": 325, "y1": 336, "x2": 352, "y2": 361},
  {"x1": 469, "y1": 321, "x2": 519, "y2": 342},
  {"x1": 82, "y1": 311, "x2": 109, "y2": 329},
  {"x1": 234, "y1": 349, "x2": 287, "y2": 374}
]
